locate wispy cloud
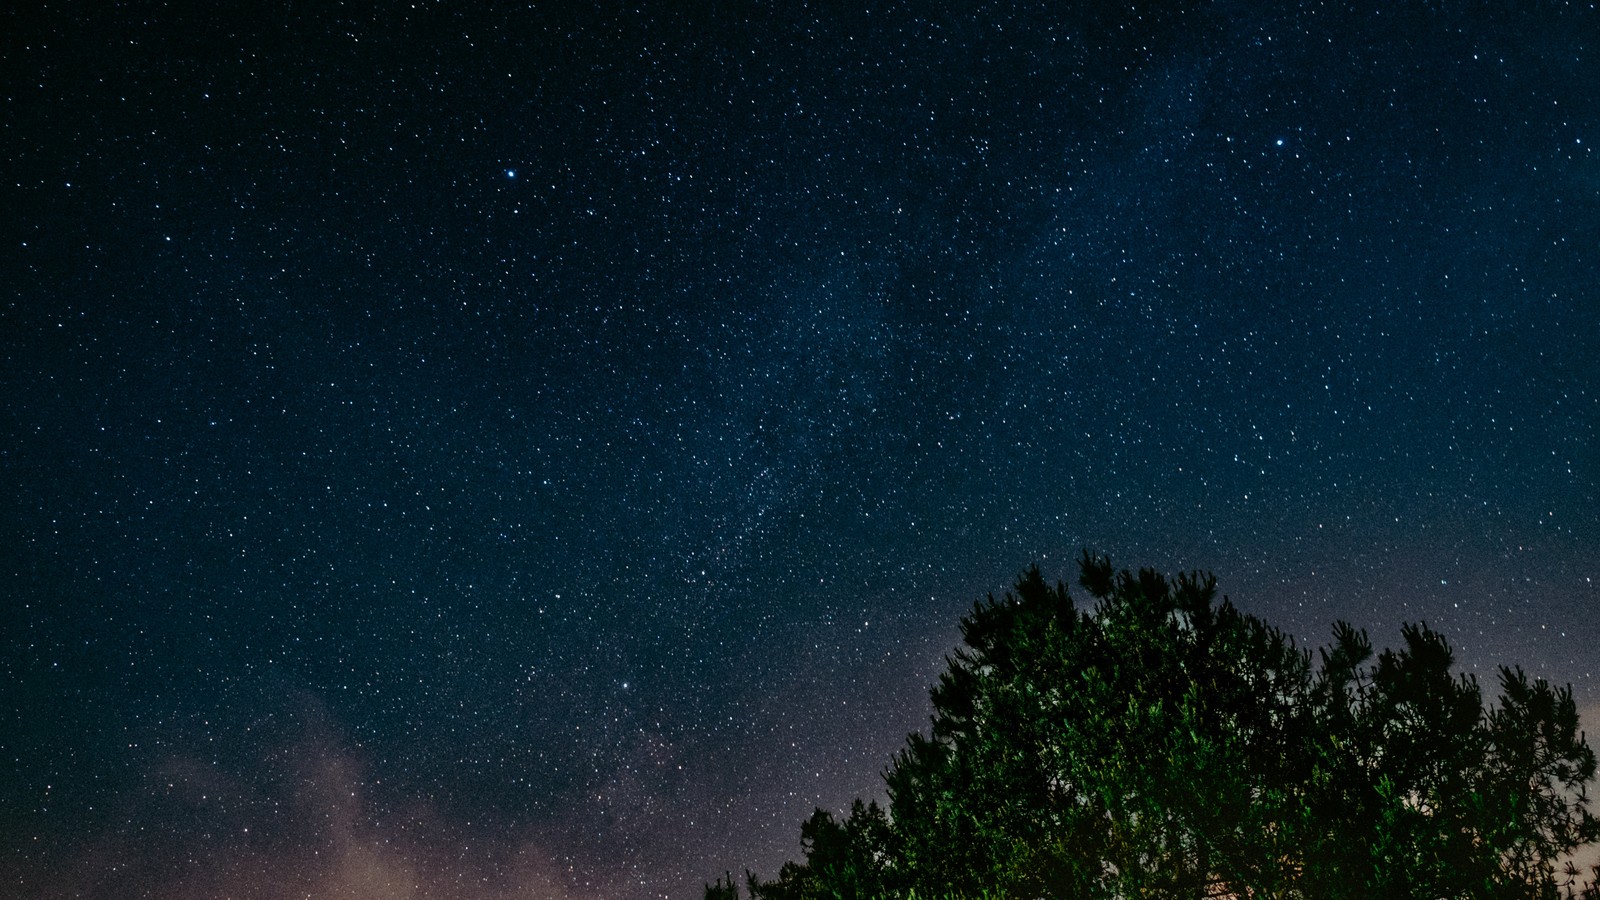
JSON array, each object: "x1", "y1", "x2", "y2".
[{"x1": 17, "y1": 699, "x2": 601, "y2": 900}]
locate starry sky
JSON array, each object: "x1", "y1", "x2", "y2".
[{"x1": 2, "y1": 2, "x2": 1597, "y2": 898}]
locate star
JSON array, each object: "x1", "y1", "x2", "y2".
[{"x1": 5, "y1": 5, "x2": 1595, "y2": 899}]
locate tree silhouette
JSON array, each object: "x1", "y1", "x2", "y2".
[{"x1": 709, "y1": 553, "x2": 1600, "y2": 899}]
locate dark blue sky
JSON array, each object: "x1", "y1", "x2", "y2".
[{"x1": 3, "y1": 2, "x2": 1597, "y2": 898}]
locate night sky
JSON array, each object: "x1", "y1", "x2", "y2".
[{"x1": 3, "y1": 2, "x2": 1598, "y2": 898}]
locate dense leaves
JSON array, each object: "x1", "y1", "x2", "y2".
[{"x1": 711, "y1": 554, "x2": 1599, "y2": 899}]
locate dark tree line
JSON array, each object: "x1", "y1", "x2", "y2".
[{"x1": 709, "y1": 553, "x2": 1599, "y2": 899}]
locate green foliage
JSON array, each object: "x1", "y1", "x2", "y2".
[
  {"x1": 709, "y1": 553, "x2": 1600, "y2": 899},
  {"x1": 743, "y1": 801, "x2": 894, "y2": 900}
]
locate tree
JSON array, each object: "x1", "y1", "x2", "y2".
[
  {"x1": 711, "y1": 553, "x2": 1600, "y2": 899},
  {"x1": 737, "y1": 801, "x2": 894, "y2": 900}
]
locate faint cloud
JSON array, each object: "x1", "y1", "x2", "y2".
[{"x1": 29, "y1": 698, "x2": 599, "y2": 900}]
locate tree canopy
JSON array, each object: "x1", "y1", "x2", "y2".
[{"x1": 709, "y1": 553, "x2": 1599, "y2": 900}]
